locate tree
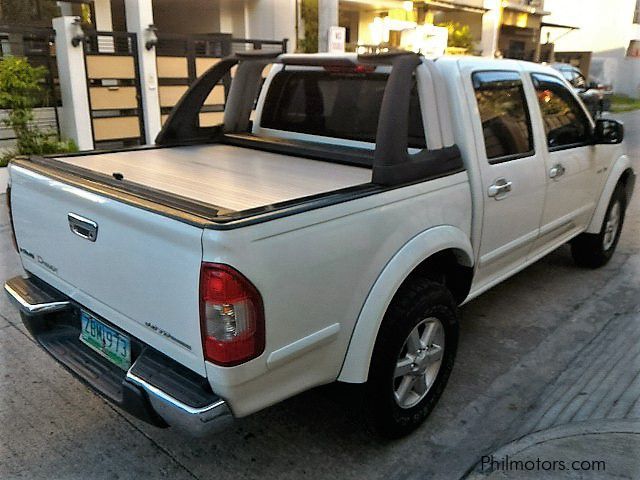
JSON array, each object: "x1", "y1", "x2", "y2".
[
  {"x1": 436, "y1": 22, "x2": 474, "y2": 51},
  {"x1": 0, "y1": 0, "x2": 60, "y2": 27},
  {"x1": 0, "y1": 57, "x2": 76, "y2": 167},
  {"x1": 299, "y1": 0, "x2": 318, "y2": 53}
]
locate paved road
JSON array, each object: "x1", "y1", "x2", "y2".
[{"x1": 0, "y1": 112, "x2": 638, "y2": 480}]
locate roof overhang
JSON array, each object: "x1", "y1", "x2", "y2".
[
  {"x1": 340, "y1": 0, "x2": 487, "y2": 13},
  {"x1": 541, "y1": 21, "x2": 580, "y2": 30},
  {"x1": 503, "y1": 2, "x2": 550, "y2": 16},
  {"x1": 423, "y1": 1, "x2": 488, "y2": 13}
]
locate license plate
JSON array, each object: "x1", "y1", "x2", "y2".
[{"x1": 79, "y1": 311, "x2": 131, "y2": 370}]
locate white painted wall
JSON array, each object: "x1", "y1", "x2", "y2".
[
  {"x1": 152, "y1": 0, "x2": 222, "y2": 34},
  {"x1": 480, "y1": 0, "x2": 501, "y2": 57},
  {"x1": 53, "y1": 16, "x2": 93, "y2": 151},
  {"x1": 543, "y1": 0, "x2": 640, "y2": 97},
  {"x1": 245, "y1": 0, "x2": 296, "y2": 50},
  {"x1": 219, "y1": 0, "x2": 247, "y2": 37},
  {"x1": 318, "y1": 0, "x2": 339, "y2": 52},
  {"x1": 544, "y1": 0, "x2": 636, "y2": 53},
  {"x1": 125, "y1": 0, "x2": 162, "y2": 144}
]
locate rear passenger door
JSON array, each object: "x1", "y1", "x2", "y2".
[
  {"x1": 529, "y1": 72, "x2": 597, "y2": 251},
  {"x1": 468, "y1": 70, "x2": 547, "y2": 287}
]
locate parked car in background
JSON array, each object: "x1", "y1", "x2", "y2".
[{"x1": 551, "y1": 63, "x2": 613, "y2": 118}]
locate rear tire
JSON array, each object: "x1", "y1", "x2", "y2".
[
  {"x1": 364, "y1": 278, "x2": 459, "y2": 439},
  {"x1": 571, "y1": 184, "x2": 626, "y2": 269}
]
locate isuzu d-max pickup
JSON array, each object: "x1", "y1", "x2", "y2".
[{"x1": 4, "y1": 51, "x2": 635, "y2": 438}]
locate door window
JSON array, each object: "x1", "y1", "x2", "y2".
[
  {"x1": 472, "y1": 71, "x2": 534, "y2": 163},
  {"x1": 531, "y1": 73, "x2": 592, "y2": 150}
]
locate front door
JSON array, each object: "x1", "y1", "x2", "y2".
[
  {"x1": 528, "y1": 72, "x2": 598, "y2": 253},
  {"x1": 466, "y1": 68, "x2": 547, "y2": 290}
]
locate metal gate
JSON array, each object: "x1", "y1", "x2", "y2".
[
  {"x1": 156, "y1": 34, "x2": 288, "y2": 128},
  {"x1": 83, "y1": 30, "x2": 145, "y2": 148}
]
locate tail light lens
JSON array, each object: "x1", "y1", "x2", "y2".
[
  {"x1": 199, "y1": 263, "x2": 265, "y2": 366},
  {"x1": 6, "y1": 183, "x2": 18, "y2": 252}
]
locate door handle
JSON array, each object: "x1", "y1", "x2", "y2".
[
  {"x1": 488, "y1": 178, "x2": 513, "y2": 198},
  {"x1": 549, "y1": 163, "x2": 566, "y2": 179},
  {"x1": 68, "y1": 213, "x2": 98, "y2": 242}
]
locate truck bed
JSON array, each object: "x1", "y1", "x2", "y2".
[{"x1": 55, "y1": 144, "x2": 372, "y2": 212}]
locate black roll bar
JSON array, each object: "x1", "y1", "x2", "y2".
[
  {"x1": 370, "y1": 53, "x2": 462, "y2": 185},
  {"x1": 156, "y1": 51, "x2": 463, "y2": 186},
  {"x1": 156, "y1": 51, "x2": 280, "y2": 145}
]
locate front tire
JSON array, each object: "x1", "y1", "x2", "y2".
[
  {"x1": 571, "y1": 184, "x2": 626, "y2": 269},
  {"x1": 364, "y1": 278, "x2": 459, "y2": 438}
]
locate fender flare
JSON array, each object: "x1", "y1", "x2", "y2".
[
  {"x1": 337, "y1": 225, "x2": 474, "y2": 383},
  {"x1": 586, "y1": 155, "x2": 635, "y2": 234}
]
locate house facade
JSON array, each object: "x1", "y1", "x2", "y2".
[
  {"x1": 541, "y1": 0, "x2": 640, "y2": 97},
  {"x1": 11, "y1": 0, "x2": 637, "y2": 155},
  {"x1": 49, "y1": 0, "x2": 551, "y2": 59}
]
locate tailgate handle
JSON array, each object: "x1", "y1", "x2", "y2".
[{"x1": 68, "y1": 213, "x2": 98, "y2": 242}]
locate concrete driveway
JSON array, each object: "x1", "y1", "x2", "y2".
[{"x1": 1, "y1": 112, "x2": 638, "y2": 480}]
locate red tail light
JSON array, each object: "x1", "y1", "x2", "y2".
[{"x1": 199, "y1": 263, "x2": 265, "y2": 366}]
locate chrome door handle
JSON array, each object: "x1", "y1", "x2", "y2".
[
  {"x1": 549, "y1": 163, "x2": 566, "y2": 179},
  {"x1": 68, "y1": 213, "x2": 98, "y2": 242},
  {"x1": 488, "y1": 178, "x2": 513, "y2": 198}
]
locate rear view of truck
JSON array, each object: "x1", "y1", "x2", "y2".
[
  {"x1": 5, "y1": 51, "x2": 469, "y2": 437},
  {"x1": 6, "y1": 158, "x2": 242, "y2": 432}
]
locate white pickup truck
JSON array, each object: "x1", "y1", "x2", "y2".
[{"x1": 4, "y1": 52, "x2": 635, "y2": 438}]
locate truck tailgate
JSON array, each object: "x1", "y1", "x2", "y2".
[{"x1": 9, "y1": 163, "x2": 207, "y2": 375}]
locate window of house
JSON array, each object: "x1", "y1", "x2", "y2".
[
  {"x1": 261, "y1": 70, "x2": 426, "y2": 148},
  {"x1": 531, "y1": 73, "x2": 592, "y2": 149},
  {"x1": 472, "y1": 71, "x2": 534, "y2": 162}
]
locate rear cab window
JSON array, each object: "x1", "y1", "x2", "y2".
[
  {"x1": 260, "y1": 69, "x2": 427, "y2": 149},
  {"x1": 472, "y1": 71, "x2": 534, "y2": 163}
]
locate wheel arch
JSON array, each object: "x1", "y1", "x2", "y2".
[
  {"x1": 337, "y1": 225, "x2": 474, "y2": 383},
  {"x1": 587, "y1": 155, "x2": 635, "y2": 234}
]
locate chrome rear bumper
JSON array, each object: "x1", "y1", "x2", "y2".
[
  {"x1": 4, "y1": 275, "x2": 233, "y2": 437},
  {"x1": 126, "y1": 371, "x2": 233, "y2": 436}
]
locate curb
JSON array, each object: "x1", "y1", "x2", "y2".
[{"x1": 465, "y1": 420, "x2": 640, "y2": 479}]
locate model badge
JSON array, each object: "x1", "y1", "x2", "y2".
[
  {"x1": 19, "y1": 248, "x2": 58, "y2": 273},
  {"x1": 144, "y1": 322, "x2": 192, "y2": 351}
]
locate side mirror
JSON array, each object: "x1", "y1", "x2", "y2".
[{"x1": 594, "y1": 119, "x2": 624, "y2": 144}]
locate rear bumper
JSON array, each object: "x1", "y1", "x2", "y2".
[{"x1": 4, "y1": 275, "x2": 233, "y2": 437}]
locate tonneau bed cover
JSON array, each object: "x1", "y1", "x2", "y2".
[{"x1": 55, "y1": 143, "x2": 372, "y2": 212}]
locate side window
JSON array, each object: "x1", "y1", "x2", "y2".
[
  {"x1": 472, "y1": 71, "x2": 534, "y2": 162},
  {"x1": 531, "y1": 73, "x2": 592, "y2": 149}
]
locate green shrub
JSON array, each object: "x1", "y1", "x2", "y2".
[
  {"x1": 436, "y1": 22, "x2": 474, "y2": 51},
  {"x1": 0, "y1": 56, "x2": 77, "y2": 167}
]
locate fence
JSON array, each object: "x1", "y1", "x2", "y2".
[
  {"x1": 155, "y1": 34, "x2": 288, "y2": 129},
  {"x1": 1, "y1": 24, "x2": 288, "y2": 150},
  {"x1": 83, "y1": 29, "x2": 145, "y2": 148}
]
